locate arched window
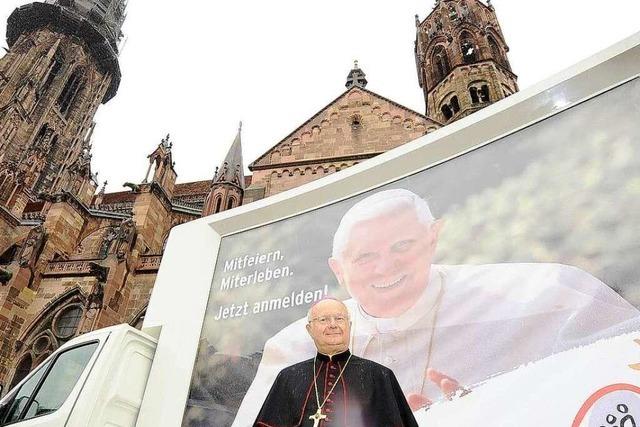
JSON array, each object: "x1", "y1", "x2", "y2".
[
  {"x1": 460, "y1": 32, "x2": 477, "y2": 64},
  {"x1": 41, "y1": 51, "x2": 64, "y2": 95},
  {"x1": 469, "y1": 84, "x2": 490, "y2": 104},
  {"x1": 52, "y1": 305, "x2": 83, "y2": 339},
  {"x1": 480, "y1": 85, "x2": 490, "y2": 102},
  {"x1": 57, "y1": 71, "x2": 83, "y2": 117},
  {"x1": 450, "y1": 96, "x2": 460, "y2": 113},
  {"x1": 351, "y1": 114, "x2": 362, "y2": 129},
  {"x1": 214, "y1": 196, "x2": 222, "y2": 213},
  {"x1": 488, "y1": 35, "x2": 509, "y2": 70},
  {"x1": 432, "y1": 46, "x2": 450, "y2": 82},
  {"x1": 440, "y1": 93, "x2": 460, "y2": 122},
  {"x1": 441, "y1": 104, "x2": 453, "y2": 121},
  {"x1": 226, "y1": 197, "x2": 235, "y2": 210},
  {"x1": 9, "y1": 354, "x2": 32, "y2": 389},
  {"x1": 470, "y1": 86, "x2": 479, "y2": 104},
  {"x1": 32, "y1": 334, "x2": 51, "y2": 355},
  {"x1": 32, "y1": 125, "x2": 49, "y2": 147},
  {"x1": 7, "y1": 289, "x2": 88, "y2": 393}
]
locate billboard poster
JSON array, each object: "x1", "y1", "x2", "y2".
[{"x1": 182, "y1": 76, "x2": 640, "y2": 426}]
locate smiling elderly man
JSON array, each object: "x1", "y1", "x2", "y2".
[
  {"x1": 234, "y1": 189, "x2": 640, "y2": 425},
  {"x1": 254, "y1": 298, "x2": 417, "y2": 427}
]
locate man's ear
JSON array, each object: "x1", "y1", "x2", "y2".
[
  {"x1": 432, "y1": 218, "x2": 444, "y2": 237},
  {"x1": 328, "y1": 257, "x2": 344, "y2": 286},
  {"x1": 305, "y1": 322, "x2": 313, "y2": 337},
  {"x1": 429, "y1": 219, "x2": 444, "y2": 249}
]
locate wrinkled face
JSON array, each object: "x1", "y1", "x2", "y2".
[
  {"x1": 306, "y1": 300, "x2": 351, "y2": 355},
  {"x1": 329, "y1": 209, "x2": 440, "y2": 318}
]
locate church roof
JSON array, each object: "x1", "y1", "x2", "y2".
[
  {"x1": 173, "y1": 175, "x2": 252, "y2": 199},
  {"x1": 250, "y1": 85, "x2": 439, "y2": 169},
  {"x1": 173, "y1": 180, "x2": 211, "y2": 197},
  {"x1": 94, "y1": 191, "x2": 137, "y2": 205}
]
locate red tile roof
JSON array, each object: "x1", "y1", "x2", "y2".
[
  {"x1": 173, "y1": 180, "x2": 211, "y2": 197},
  {"x1": 173, "y1": 175, "x2": 252, "y2": 197},
  {"x1": 93, "y1": 191, "x2": 137, "y2": 205}
]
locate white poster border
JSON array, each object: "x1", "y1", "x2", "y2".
[{"x1": 139, "y1": 32, "x2": 640, "y2": 427}]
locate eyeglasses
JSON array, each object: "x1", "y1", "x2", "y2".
[{"x1": 309, "y1": 315, "x2": 349, "y2": 325}]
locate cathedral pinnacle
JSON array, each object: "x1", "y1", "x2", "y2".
[
  {"x1": 345, "y1": 60, "x2": 368, "y2": 89},
  {"x1": 213, "y1": 124, "x2": 245, "y2": 189},
  {"x1": 161, "y1": 133, "x2": 173, "y2": 150}
]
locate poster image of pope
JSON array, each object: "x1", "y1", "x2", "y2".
[{"x1": 182, "y1": 77, "x2": 640, "y2": 426}]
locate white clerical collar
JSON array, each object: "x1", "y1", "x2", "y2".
[{"x1": 354, "y1": 268, "x2": 444, "y2": 333}]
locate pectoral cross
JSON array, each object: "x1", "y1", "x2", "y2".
[{"x1": 309, "y1": 408, "x2": 327, "y2": 427}]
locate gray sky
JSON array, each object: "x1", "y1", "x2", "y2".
[{"x1": 0, "y1": 1, "x2": 638, "y2": 193}]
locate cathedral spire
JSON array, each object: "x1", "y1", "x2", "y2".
[
  {"x1": 213, "y1": 122, "x2": 245, "y2": 189},
  {"x1": 6, "y1": 0, "x2": 127, "y2": 102},
  {"x1": 0, "y1": 0, "x2": 130, "y2": 211},
  {"x1": 202, "y1": 123, "x2": 246, "y2": 216},
  {"x1": 345, "y1": 60, "x2": 368, "y2": 89}
]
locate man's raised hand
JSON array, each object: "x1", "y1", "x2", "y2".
[
  {"x1": 427, "y1": 368, "x2": 464, "y2": 398},
  {"x1": 406, "y1": 368, "x2": 468, "y2": 411}
]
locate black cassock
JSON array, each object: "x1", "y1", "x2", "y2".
[{"x1": 253, "y1": 350, "x2": 418, "y2": 427}]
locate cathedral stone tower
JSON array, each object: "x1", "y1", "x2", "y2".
[
  {"x1": 0, "y1": 0, "x2": 126, "y2": 216},
  {"x1": 415, "y1": 0, "x2": 518, "y2": 124},
  {"x1": 203, "y1": 123, "x2": 245, "y2": 216}
]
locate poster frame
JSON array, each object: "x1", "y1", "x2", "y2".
[{"x1": 138, "y1": 31, "x2": 640, "y2": 427}]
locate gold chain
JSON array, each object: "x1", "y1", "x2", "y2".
[
  {"x1": 419, "y1": 282, "x2": 444, "y2": 395},
  {"x1": 312, "y1": 353, "x2": 353, "y2": 412}
]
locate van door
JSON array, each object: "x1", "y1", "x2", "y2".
[{"x1": 0, "y1": 338, "x2": 104, "y2": 426}]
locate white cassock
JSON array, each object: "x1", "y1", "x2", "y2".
[{"x1": 232, "y1": 263, "x2": 640, "y2": 426}]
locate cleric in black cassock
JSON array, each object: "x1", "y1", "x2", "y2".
[{"x1": 254, "y1": 299, "x2": 417, "y2": 427}]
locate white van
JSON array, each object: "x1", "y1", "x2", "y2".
[{"x1": 0, "y1": 326, "x2": 155, "y2": 426}]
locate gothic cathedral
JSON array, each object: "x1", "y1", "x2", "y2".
[{"x1": 0, "y1": 0, "x2": 517, "y2": 390}]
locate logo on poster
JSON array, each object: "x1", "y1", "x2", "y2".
[{"x1": 572, "y1": 384, "x2": 640, "y2": 427}]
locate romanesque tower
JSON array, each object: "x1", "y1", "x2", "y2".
[
  {"x1": 203, "y1": 123, "x2": 245, "y2": 215},
  {"x1": 0, "y1": 0, "x2": 126, "y2": 216},
  {"x1": 415, "y1": 0, "x2": 518, "y2": 123}
]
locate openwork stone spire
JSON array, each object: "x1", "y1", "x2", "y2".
[{"x1": 6, "y1": 0, "x2": 128, "y2": 102}]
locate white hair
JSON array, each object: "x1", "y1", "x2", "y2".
[
  {"x1": 331, "y1": 189, "x2": 435, "y2": 259},
  {"x1": 307, "y1": 298, "x2": 350, "y2": 322}
]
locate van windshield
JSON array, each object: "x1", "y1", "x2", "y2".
[{"x1": 0, "y1": 342, "x2": 98, "y2": 425}]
